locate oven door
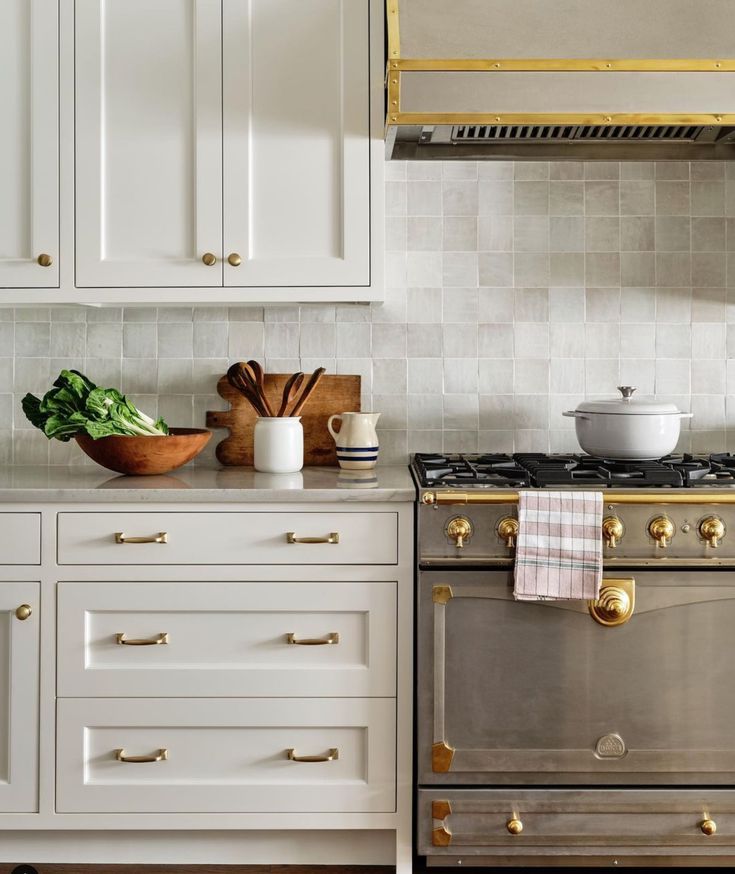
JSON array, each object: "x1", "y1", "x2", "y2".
[{"x1": 419, "y1": 568, "x2": 735, "y2": 785}]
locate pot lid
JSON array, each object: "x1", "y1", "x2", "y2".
[{"x1": 576, "y1": 386, "x2": 683, "y2": 415}]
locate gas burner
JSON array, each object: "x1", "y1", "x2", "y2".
[
  {"x1": 515, "y1": 453, "x2": 685, "y2": 487},
  {"x1": 412, "y1": 453, "x2": 531, "y2": 489}
]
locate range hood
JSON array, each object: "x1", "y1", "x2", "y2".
[{"x1": 385, "y1": 0, "x2": 735, "y2": 160}]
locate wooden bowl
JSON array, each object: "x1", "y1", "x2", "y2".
[{"x1": 75, "y1": 428, "x2": 212, "y2": 476}]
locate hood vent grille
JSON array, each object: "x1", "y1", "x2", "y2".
[{"x1": 452, "y1": 124, "x2": 706, "y2": 143}]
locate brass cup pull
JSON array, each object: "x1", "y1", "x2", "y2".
[
  {"x1": 115, "y1": 532, "x2": 168, "y2": 544},
  {"x1": 286, "y1": 747, "x2": 339, "y2": 763},
  {"x1": 497, "y1": 516, "x2": 519, "y2": 548},
  {"x1": 116, "y1": 632, "x2": 169, "y2": 646},
  {"x1": 286, "y1": 532, "x2": 339, "y2": 544},
  {"x1": 202, "y1": 252, "x2": 217, "y2": 266},
  {"x1": 15, "y1": 604, "x2": 32, "y2": 621},
  {"x1": 37, "y1": 253, "x2": 53, "y2": 267},
  {"x1": 286, "y1": 632, "x2": 340, "y2": 646},
  {"x1": 602, "y1": 516, "x2": 624, "y2": 548},
  {"x1": 506, "y1": 818, "x2": 523, "y2": 835},
  {"x1": 700, "y1": 516, "x2": 725, "y2": 548},
  {"x1": 228, "y1": 252, "x2": 242, "y2": 267},
  {"x1": 115, "y1": 748, "x2": 168, "y2": 764},
  {"x1": 701, "y1": 818, "x2": 717, "y2": 836}
]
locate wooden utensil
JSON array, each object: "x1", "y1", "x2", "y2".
[
  {"x1": 277, "y1": 371, "x2": 304, "y2": 417},
  {"x1": 247, "y1": 359, "x2": 275, "y2": 417},
  {"x1": 206, "y1": 373, "x2": 361, "y2": 466},
  {"x1": 227, "y1": 363, "x2": 269, "y2": 418},
  {"x1": 290, "y1": 367, "x2": 326, "y2": 417}
]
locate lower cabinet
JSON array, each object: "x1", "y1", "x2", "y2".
[
  {"x1": 57, "y1": 697, "x2": 396, "y2": 813},
  {"x1": 0, "y1": 582, "x2": 40, "y2": 813}
]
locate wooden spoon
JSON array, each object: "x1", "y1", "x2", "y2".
[
  {"x1": 290, "y1": 367, "x2": 326, "y2": 417},
  {"x1": 227, "y1": 363, "x2": 269, "y2": 417},
  {"x1": 246, "y1": 360, "x2": 275, "y2": 417},
  {"x1": 277, "y1": 372, "x2": 304, "y2": 417}
]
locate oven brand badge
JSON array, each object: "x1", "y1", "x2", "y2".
[{"x1": 595, "y1": 733, "x2": 626, "y2": 759}]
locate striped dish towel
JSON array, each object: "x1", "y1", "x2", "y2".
[{"x1": 513, "y1": 490, "x2": 603, "y2": 601}]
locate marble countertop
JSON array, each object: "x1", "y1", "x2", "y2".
[{"x1": 0, "y1": 465, "x2": 417, "y2": 503}]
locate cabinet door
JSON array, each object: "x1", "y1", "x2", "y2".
[
  {"x1": 223, "y1": 0, "x2": 370, "y2": 288},
  {"x1": 0, "y1": 583, "x2": 40, "y2": 812},
  {"x1": 0, "y1": 0, "x2": 59, "y2": 289},
  {"x1": 75, "y1": 0, "x2": 222, "y2": 288}
]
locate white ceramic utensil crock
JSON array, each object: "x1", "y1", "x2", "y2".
[
  {"x1": 327, "y1": 412, "x2": 380, "y2": 470},
  {"x1": 563, "y1": 386, "x2": 693, "y2": 460},
  {"x1": 253, "y1": 417, "x2": 303, "y2": 473}
]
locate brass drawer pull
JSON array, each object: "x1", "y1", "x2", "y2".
[
  {"x1": 115, "y1": 532, "x2": 168, "y2": 544},
  {"x1": 286, "y1": 747, "x2": 339, "y2": 763},
  {"x1": 286, "y1": 532, "x2": 339, "y2": 545},
  {"x1": 286, "y1": 632, "x2": 340, "y2": 646},
  {"x1": 115, "y1": 748, "x2": 168, "y2": 763},
  {"x1": 116, "y1": 632, "x2": 169, "y2": 646}
]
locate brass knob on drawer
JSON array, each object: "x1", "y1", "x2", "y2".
[
  {"x1": 446, "y1": 516, "x2": 473, "y2": 549},
  {"x1": 497, "y1": 516, "x2": 519, "y2": 548},
  {"x1": 202, "y1": 252, "x2": 217, "y2": 266},
  {"x1": 701, "y1": 818, "x2": 717, "y2": 836},
  {"x1": 700, "y1": 516, "x2": 725, "y2": 548},
  {"x1": 228, "y1": 252, "x2": 242, "y2": 267},
  {"x1": 15, "y1": 604, "x2": 32, "y2": 621},
  {"x1": 602, "y1": 516, "x2": 624, "y2": 548},
  {"x1": 506, "y1": 818, "x2": 523, "y2": 835},
  {"x1": 649, "y1": 515, "x2": 674, "y2": 548},
  {"x1": 37, "y1": 253, "x2": 53, "y2": 267}
]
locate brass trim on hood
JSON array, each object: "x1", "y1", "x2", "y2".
[
  {"x1": 391, "y1": 58, "x2": 735, "y2": 72},
  {"x1": 392, "y1": 112, "x2": 735, "y2": 126}
]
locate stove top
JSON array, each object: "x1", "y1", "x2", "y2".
[{"x1": 412, "y1": 452, "x2": 735, "y2": 489}]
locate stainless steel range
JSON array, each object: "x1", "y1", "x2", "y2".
[{"x1": 412, "y1": 452, "x2": 735, "y2": 868}]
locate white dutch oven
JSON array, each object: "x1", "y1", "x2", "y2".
[{"x1": 563, "y1": 386, "x2": 693, "y2": 460}]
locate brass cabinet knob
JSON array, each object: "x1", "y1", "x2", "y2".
[
  {"x1": 37, "y1": 253, "x2": 53, "y2": 267},
  {"x1": 602, "y1": 516, "x2": 624, "y2": 548},
  {"x1": 202, "y1": 253, "x2": 217, "y2": 266},
  {"x1": 649, "y1": 515, "x2": 674, "y2": 548},
  {"x1": 497, "y1": 516, "x2": 519, "y2": 548},
  {"x1": 228, "y1": 252, "x2": 242, "y2": 267},
  {"x1": 506, "y1": 818, "x2": 523, "y2": 835},
  {"x1": 700, "y1": 818, "x2": 717, "y2": 836},
  {"x1": 446, "y1": 516, "x2": 473, "y2": 549},
  {"x1": 699, "y1": 516, "x2": 725, "y2": 548},
  {"x1": 15, "y1": 604, "x2": 32, "y2": 621}
]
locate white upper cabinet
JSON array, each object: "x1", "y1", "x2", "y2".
[
  {"x1": 223, "y1": 0, "x2": 371, "y2": 289},
  {"x1": 75, "y1": 0, "x2": 223, "y2": 288},
  {"x1": 0, "y1": 0, "x2": 59, "y2": 289}
]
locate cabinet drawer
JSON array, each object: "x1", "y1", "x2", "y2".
[
  {"x1": 57, "y1": 511, "x2": 397, "y2": 565},
  {"x1": 57, "y1": 581, "x2": 396, "y2": 697},
  {"x1": 418, "y1": 789, "x2": 735, "y2": 857},
  {"x1": 57, "y1": 698, "x2": 396, "y2": 814},
  {"x1": 0, "y1": 514, "x2": 40, "y2": 565}
]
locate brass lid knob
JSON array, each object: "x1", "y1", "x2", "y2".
[
  {"x1": 15, "y1": 604, "x2": 32, "y2": 621},
  {"x1": 602, "y1": 516, "x2": 624, "y2": 548},
  {"x1": 699, "y1": 516, "x2": 725, "y2": 548},
  {"x1": 701, "y1": 818, "x2": 717, "y2": 836},
  {"x1": 446, "y1": 516, "x2": 473, "y2": 549},
  {"x1": 497, "y1": 516, "x2": 519, "y2": 548},
  {"x1": 37, "y1": 253, "x2": 53, "y2": 267},
  {"x1": 649, "y1": 515, "x2": 674, "y2": 548},
  {"x1": 506, "y1": 818, "x2": 523, "y2": 835},
  {"x1": 228, "y1": 252, "x2": 242, "y2": 267},
  {"x1": 202, "y1": 252, "x2": 217, "y2": 266}
]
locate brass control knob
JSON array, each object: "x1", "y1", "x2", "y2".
[
  {"x1": 15, "y1": 604, "x2": 32, "y2": 621},
  {"x1": 602, "y1": 516, "x2": 624, "y2": 548},
  {"x1": 228, "y1": 253, "x2": 242, "y2": 267},
  {"x1": 37, "y1": 253, "x2": 53, "y2": 267},
  {"x1": 649, "y1": 515, "x2": 675, "y2": 548},
  {"x1": 506, "y1": 818, "x2": 523, "y2": 835},
  {"x1": 700, "y1": 818, "x2": 717, "y2": 836},
  {"x1": 202, "y1": 253, "x2": 217, "y2": 266},
  {"x1": 699, "y1": 516, "x2": 725, "y2": 549},
  {"x1": 446, "y1": 516, "x2": 473, "y2": 549},
  {"x1": 497, "y1": 516, "x2": 519, "y2": 548}
]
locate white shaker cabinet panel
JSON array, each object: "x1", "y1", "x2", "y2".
[
  {"x1": 0, "y1": 0, "x2": 59, "y2": 288},
  {"x1": 75, "y1": 0, "x2": 223, "y2": 287},
  {"x1": 223, "y1": 0, "x2": 371, "y2": 288},
  {"x1": 0, "y1": 583, "x2": 40, "y2": 813}
]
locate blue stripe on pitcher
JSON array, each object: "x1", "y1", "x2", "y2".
[{"x1": 336, "y1": 446, "x2": 379, "y2": 452}]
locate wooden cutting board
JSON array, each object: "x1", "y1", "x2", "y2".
[{"x1": 206, "y1": 373, "x2": 361, "y2": 466}]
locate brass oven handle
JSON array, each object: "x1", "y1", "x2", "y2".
[
  {"x1": 701, "y1": 818, "x2": 717, "y2": 836},
  {"x1": 286, "y1": 532, "x2": 340, "y2": 544},
  {"x1": 589, "y1": 579, "x2": 635, "y2": 627},
  {"x1": 115, "y1": 532, "x2": 168, "y2": 544},
  {"x1": 286, "y1": 747, "x2": 339, "y2": 763},
  {"x1": 506, "y1": 818, "x2": 523, "y2": 835},
  {"x1": 116, "y1": 632, "x2": 169, "y2": 646},
  {"x1": 286, "y1": 632, "x2": 340, "y2": 646},
  {"x1": 115, "y1": 748, "x2": 168, "y2": 763}
]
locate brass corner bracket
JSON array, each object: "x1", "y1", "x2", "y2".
[
  {"x1": 432, "y1": 740, "x2": 455, "y2": 772},
  {"x1": 433, "y1": 584, "x2": 453, "y2": 605}
]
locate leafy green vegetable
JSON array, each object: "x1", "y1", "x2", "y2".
[{"x1": 22, "y1": 369, "x2": 169, "y2": 441}]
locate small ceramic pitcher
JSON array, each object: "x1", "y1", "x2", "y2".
[{"x1": 327, "y1": 412, "x2": 380, "y2": 470}]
